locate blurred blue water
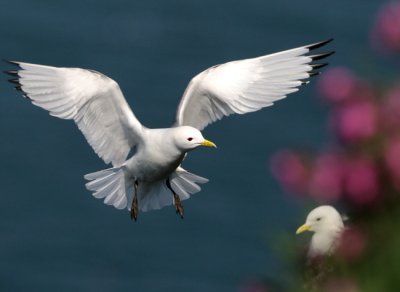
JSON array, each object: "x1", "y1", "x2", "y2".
[{"x1": 0, "y1": 0, "x2": 386, "y2": 291}]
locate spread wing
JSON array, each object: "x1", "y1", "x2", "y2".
[
  {"x1": 175, "y1": 39, "x2": 334, "y2": 130},
  {"x1": 6, "y1": 62, "x2": 144, "y2": 166}
]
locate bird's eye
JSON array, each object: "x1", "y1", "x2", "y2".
[
  {"x1": 187, "y1": 137, "x2": 193, "y2": 141},
  {"x1": 316, "y1": 217, "x2": 321, "y2": 221}
]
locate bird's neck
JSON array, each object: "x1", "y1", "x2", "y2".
[
  {"x1": 309, "y1": 227, "x2": 343, "y2": 257},
  {"x1": 142, "y1": 128, "x2": 186, "y2": 159}
]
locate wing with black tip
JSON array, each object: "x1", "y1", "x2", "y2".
[
  {"x1": 5, "y1": 62, "x2": 144, "y2": 166},
  {"x1": 175, "y1": 39, "x2": 334, "y2": 130}
]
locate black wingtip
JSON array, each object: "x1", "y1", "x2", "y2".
[
  {"x1": 308, "y1": 71, "x2": 321, "y2": 77},
  {"x1": 307, "y1": 64, "x2": 330, "y2": 76},
  {"x1": 311, "y1": 63, "x2": 328, "y2": 70},
  {"x1": 4, "y1": 61, "x2": 30, "y2": 99},
  {"x1": 3, "y1": 59, "x2": 20, "y2": 66},
  {"x1": 8, "y1": 79, "x2": 20, "y2": 85},
  {"x1": 3, "y1": 70, "x2": 19, "y2": 77},
  {"x1": 306, "y1": 38, "x2": 334, "y2": 50},
  {"x1": 310, "y1": 51, "x2": 335, "y2": 61},
  {"x1": 9, "y1": 80, "x2": 27, "y2": 96}
]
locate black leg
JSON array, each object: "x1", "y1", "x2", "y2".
[
  {"x1": 166, "y1": 179, "x2": 184, "y2": 219},
  {"x1": 130, "y1": 180, "x2": 139, "y2": 221}
]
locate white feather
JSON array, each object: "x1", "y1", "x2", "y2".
[
  {"x1": 16, "y1": 62, "x2": 144, "y2": 166},
  {"x1": 175, "y1": 43, "x2": 322, "y2": 130},
  {"x1": 84, "y1": 167, "x2": 128, "y2": 210}
]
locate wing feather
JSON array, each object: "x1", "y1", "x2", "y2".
[
  {"x1": 175, "y1": 39, "x2": 334, "y2": 130},
  {"x1": 7, "y1": 62, "x2": 143, "y2": 166}
]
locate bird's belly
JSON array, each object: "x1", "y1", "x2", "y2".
[{"x1": 125, "y1": 154, "x2": 183, "y2": 182}]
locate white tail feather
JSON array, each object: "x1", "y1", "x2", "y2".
[
  {"x1": 84, "y1": 166, "x2": 208, "y2": 213},
  {"x1": 84, "y1": 167, "x2": 128, "y2": 210},
  {"x1": 137, "y1": 181, "x2": 173, "y2": 212},
  {"x1": 169, "y1": 167, "x2": 208, "y2": 200},
  {"x1": 137, "y1": 167, "x2": 208, "y2": 212}
]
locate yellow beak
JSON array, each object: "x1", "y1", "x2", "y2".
[
  {"x1": 199, "y1": 139, "x2": 217, "y2": 148},
  {"x1": 296, "y1": 224, "x2": 311, "y2": 235}
]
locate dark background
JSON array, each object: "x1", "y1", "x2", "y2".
[{"x1": 0, "y1": 1, "x2": 385, "y2": 291}]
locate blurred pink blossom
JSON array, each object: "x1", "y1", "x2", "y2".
[
  {"x1": 317, "y1": 67, "x2": 358, "y2": 103},
  {"x1": 336, "y1": 226, "x2": 367, "y2": 261},
  {"x1": 370, "y1": 2, "x2": 400, "y2": 53},
  {"x1": 331, "y1": 100, "x2": 379, "y2": 144},
  {"x1": 323, "y1": 278, "x2": 360, "y2": 292},
  {"x1": 384, "y1": 136, "x2": 400, "y2": 189},
  {"x1": 308, "y1": 152, "x2": 345, "y2": 202},
  {"x1": 343, "y1": 158, "x2": 379, "y2": 206},
  {"x1": 382, "y1": 85, "x2": 400, "y2": 130},
  {"x1": 270, "y1": 151, "x2": 308, "y2": 195},
  {"x1": 351, "y1": 81, "x2": 376, "y2": 101}
]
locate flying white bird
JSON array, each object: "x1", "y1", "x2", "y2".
[
  {"x1": 6, "y1": 39, "x2": 333, "y2": 220},
  {"x1": 296, "y1": 205, "x2": 345, "y2": 257}
]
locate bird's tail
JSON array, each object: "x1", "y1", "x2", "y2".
[
  {"x1": 84, "y1": 166, "x2": 208, "y2": 213},
  {"x1": 84, "y1": 166, "x2": 132, "y2": 210},
  {"x1": 138, "y1": 167, "x2": 209, "y2": 212},
  {"x1": 169, "y1": 167, "x2": 209, "y2": 200}
]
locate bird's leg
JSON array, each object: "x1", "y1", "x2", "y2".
[
  {"x1": 130, "y1": 180, "x2": 139, "y2": 221},
  {"x1": 166, "y1": 179, "x2": 184, "y2": 219},
  {"x1": 174, "y1": 194, "x2": 184, "y2": 219}
]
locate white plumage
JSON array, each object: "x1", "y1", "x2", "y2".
[
  {"x1": 7, "y1": 39, "x2": 333, "y2": 219},
  {"x1": 15, "y1": 64, "x2": 142, "y2": 166},
  {"x1": 176, "y1": 45, "x2": 319, "y2": 130},
  {"x1": 296, "y1": 205, "x2": 345, "y2": 257}
]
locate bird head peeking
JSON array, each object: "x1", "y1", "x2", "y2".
[
  {"x1": 296, "y1": 205, "x2": 344, "y2": 234},
  {"x1": 173, "y1": 126, "x2": 217, "y2": 151},
  {"x1": 296, "y1": 205, "x2": 345, "y2": 257}
]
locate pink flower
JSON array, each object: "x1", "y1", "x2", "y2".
[
  {"x1": 343, "y1": 158, "x2": 379, "y2": 206},
  {"x1": 336, "y1": 226, "x2": 367, "y2": 261},
  {"x1": 351, "y1": 81, "x2": 376, "y2": 101},
  {"x1": 331, "y1": 100, "x2": 379, "y2": 144},
  {"x1": 270, "y1": 150, "x2": 308, "y2": 195},
  {"x1": 308, "y1": 153, "x2": 345, "y2": 202},
  {"x1": 317, "y1": 67, "x2": 358, "y2": 103},
  {"x1": 382, "y1": 85, "x2": 400, "y2": 130},
  {"x1": 371, "y1": 2, "x2": 400, "y2": 53},
  {"x1": 384, "y1": 136, "x2": 400, "y2": 189}
]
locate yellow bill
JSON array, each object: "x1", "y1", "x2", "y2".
[
  {"x1": 200, "y1": 139, "x2": 217, "y2": 148},
  {"x1": 296, "y1": 224, "x2": 311, "y2": 234}
]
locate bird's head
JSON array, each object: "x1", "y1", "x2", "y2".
[
  {"x1": 296, "y1": 205, "x2": 344, "y2": 235},
  {"x1": 173, "y1": 126, "x2": 217, "y2": 151}
]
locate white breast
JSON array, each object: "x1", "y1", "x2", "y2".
[
  {"x1": 124, "y1": 128, "x2": 185, "y2": 182},
  {"x1": 309, "y1": 227, "x2": 343, "y2": 257}
]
